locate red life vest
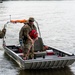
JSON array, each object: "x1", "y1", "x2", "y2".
[{"x1": 29, "y1": 29, "x2": 38, "y2": 39}]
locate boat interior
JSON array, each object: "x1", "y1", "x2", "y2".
[{"x1": 6, "y1": 37, "x2": 74, "y2": 60}]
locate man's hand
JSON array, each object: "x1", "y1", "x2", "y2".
[
  {"x1": 31, "y1": 39, "x2": 34, "y2": 46},
  {"x1": 19, "y1": 39, "x2": 23, "y2": 46}
]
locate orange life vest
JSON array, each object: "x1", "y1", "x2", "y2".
[{"x1": 10, "y1": 19, "x2": 27, "y2": 23}]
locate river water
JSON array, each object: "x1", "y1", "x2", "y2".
[{"x1": 0, "y1": 1, "x2": 75, "y2": 75}]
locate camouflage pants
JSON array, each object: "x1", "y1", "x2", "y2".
[{"x1": 22, "y1": 42, "x2": 34, "y2": 59}]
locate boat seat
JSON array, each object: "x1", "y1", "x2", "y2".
[
  {"x1": 34, "y1": 51, "x2": 46, "y2": 59},
  {"x1": 34, "y1": 37, "x2": 44, "y2": 52},
  {"x1": 34, "y1": 37, "x2": 46, "y2": 58}
]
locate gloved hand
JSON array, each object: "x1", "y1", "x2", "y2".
[{"x1": 19, "y1": 39, "x2": 23, "y2": 46}]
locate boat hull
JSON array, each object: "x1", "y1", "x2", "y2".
[{"x1": 3, "y1": 45, "x2": 75, "y2": 69}]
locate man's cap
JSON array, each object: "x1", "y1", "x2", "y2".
[{"x1": 28, "y1": 17, "x2": 34, "y2": 22}]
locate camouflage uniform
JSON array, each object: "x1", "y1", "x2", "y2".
[
  {"x1": 0, "y1": 28, "x2": 6, "y2": 38},
  {"x1": 19, "y1": 21, "x2": 36, "y2": 59}
]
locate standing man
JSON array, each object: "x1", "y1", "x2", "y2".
[{"x1": 19, "y1": 17, "x2": 38, "y2": 60}]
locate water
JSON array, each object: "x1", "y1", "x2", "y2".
[{"x1": 0, "y1": 1, "x2": 75, "y2": 75}]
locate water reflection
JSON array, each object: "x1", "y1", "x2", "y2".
[{"x1": 18, "y1": 67, "x2": 74, "y2": 75}]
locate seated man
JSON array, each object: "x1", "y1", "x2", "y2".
[{"x1": 0, "y1": 27, "x2": 6, "y2": 38}]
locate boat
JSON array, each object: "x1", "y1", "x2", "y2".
[
  {"x1": 3, "y1": 37, "x2": 75, "y2": 69},
  {"x1": 2, "y1": 20, "x2": 75, "y2": 69}
]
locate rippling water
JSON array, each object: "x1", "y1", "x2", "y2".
[{"x1": 0, "y1": 1, "x2": 75, "y2": 75}]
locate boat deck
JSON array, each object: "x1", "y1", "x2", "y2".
[{"x1": 18, "y1": 52, "x2": 58, "y2": 60}]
